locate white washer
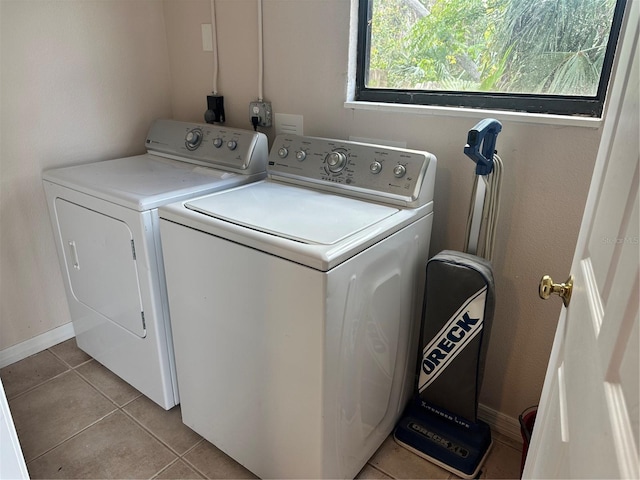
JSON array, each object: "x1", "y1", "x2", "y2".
[
  {"x1": 159, "y1": 135, "x2": 437, "y2": 478},
  {"x1": 43, "y1": 119, "x2": 268, "y2": 409}
]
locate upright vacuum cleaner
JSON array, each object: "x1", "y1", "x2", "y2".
[{"x1": 395, "y1": 119, "x2": 503, "y2": 479}]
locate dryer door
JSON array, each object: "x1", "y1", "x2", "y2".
[{"x1": 55, "y1": 198, "x2": 146, "y2": 338}]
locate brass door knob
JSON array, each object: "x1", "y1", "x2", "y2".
[{"x1": 539, "y1": 275, "x2": 573, "y2": 307}]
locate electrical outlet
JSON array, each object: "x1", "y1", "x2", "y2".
[{"x1": 249, "y1": 101, "x2": 272, "y2": 128}]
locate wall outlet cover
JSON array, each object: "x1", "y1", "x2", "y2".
[
  {"x1": 201, "y1": 24, "x2": 213, "y2": 52},
  {"x1": 249, "y1": 101, "x2": 272, "y2": 128},
  {"x1": 275, "y1": 113, "x2": 303, "y2": 136}
]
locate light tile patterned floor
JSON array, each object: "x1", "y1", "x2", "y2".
[{"x1": 1, "y1": 339, "x2": 523, "y2": 479}]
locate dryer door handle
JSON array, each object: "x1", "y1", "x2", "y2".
[{"x1": 68, "y1": 240, "x2": 80, "y2": 270}]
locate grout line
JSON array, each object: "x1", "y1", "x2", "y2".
[
  {"x1": 179, "y1": 441, "x2": 213, "y2": 480},
  {"x1": 112, "y1": 408, "x2": 180, "y2": 475},
  {"x1": 117, "y1": 399, "x2": 208, "y2": 477},
  {"x1": 5, "y1": 367, "x2": 71, "y2": 402},
  {"x1": 71, "y1": 359, "x2": 144, "y2": 411},
  {"x1": 120, "y1": 407, "x2": 188, "y2": 458},
  {"x1": 25, "y1": 409, "x2": 120, "y2": 466},
  {"x1": 366, "y1": 462, "x2": 396, "y2": 479},
  {"x1": 71, "y1": 365, "x2": 128, "y2": 411},
  {"x1": 62, "y1": 356, "x2": 94, "y2": 370},
  {"x1": 4, "y1": 344, "x2": 96, "y2": 402},
  {"x1": 46, "y1": 344, "x2": 90, "y2": 370},
  {"x1": 2, "y1": 350, "x2": 71, "y2": 401},
  {"x1": 149, "y1": 457, "x2": 184, "y2": 480},
  {"x1": 119, "y1": 392, "x2": 145, "y2": 408},
  {"x1": 181, "y1": 437, "x2": 206, "y2": 457},
  {"x1": 363, "y1": 462, "x2": 394, "y2": 478}
]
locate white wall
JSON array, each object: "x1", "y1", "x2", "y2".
[
  {"x1": 162, "y1": 0, "x2": 603, "y2": 421},
  {"x1": 0, "y1": 1, "x2": 172, "y2": 348},
  {"x1": 0, "y1": 0, "x2": 605, "y2": 423}
]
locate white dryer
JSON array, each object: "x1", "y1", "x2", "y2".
[
  {"x1": 43, "y1": 119, "x2": 268, "y2": 409},
  {"x1": 159, "y1": 135, "x2": 437, "y2": 478}
]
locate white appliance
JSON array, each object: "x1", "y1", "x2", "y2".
[
  {"x1": 159, "y1": 134, "x2": 437, "y2": 478},
  {"x1": 43, "y1": 119, "x2": 268, "y2": 410}
]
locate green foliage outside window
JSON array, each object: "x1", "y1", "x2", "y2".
[{"x1": 367, "y1": 0, "x2": 618, "y2": 96}]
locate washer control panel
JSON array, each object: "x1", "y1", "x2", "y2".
[
  {"x1": 145, "y1": 119, "x2": 268, "y2": 175},
  {"x1": 268, "y1": 134, "x2": 435, "y2": 205}
]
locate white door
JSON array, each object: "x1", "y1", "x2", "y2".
[
  {"x1": 55, "y1": 198, "x2": 146, "y2": 338},
  {"x1": 523, "y1": 4, "x2": 639, "y2": 478}
]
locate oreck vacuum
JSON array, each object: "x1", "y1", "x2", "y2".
[{"x1": 394, "y1": 119, "x2": 503, "y2": 479}]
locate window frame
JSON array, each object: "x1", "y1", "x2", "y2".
[{"x1": 355, "y1": 0, "x2": 628, "y2": 117}]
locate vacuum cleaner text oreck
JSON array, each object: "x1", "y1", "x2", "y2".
[
  {"x1": 418, "y1": 286, "x2": 487, "y2": 392},
  {"x1": 421, "y1": 312, "x2": 480, "y2": 370}
]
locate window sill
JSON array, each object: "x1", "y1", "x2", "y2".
[{"x1": 344, "y1": 101, "x2": 603, "y2": 129}]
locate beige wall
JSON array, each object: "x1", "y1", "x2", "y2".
[
  {"x1": 0, "y1": 0, "x2": 604, "y2": 421},
  {"x1": 0, "y1": 1, "x2": 172, "y2": 347}
]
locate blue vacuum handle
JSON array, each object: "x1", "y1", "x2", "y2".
[{"x1": 464, "y1": 118, "x2": 502, "y2": 175}]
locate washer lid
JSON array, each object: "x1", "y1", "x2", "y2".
[{"x1": 185, "y1": 181, "x2": 400, "y2": 245}]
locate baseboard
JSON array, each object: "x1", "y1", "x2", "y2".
[
  {"x1": 478, "y1": 402, "x2": 523, "y2": 445},
  {"x1": 0, "y1": 323, "x2": 75, "y2": 369}
]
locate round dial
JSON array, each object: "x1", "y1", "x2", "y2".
[
  {"x1": 185, "y1": 129, "x2": 203, "y2": 150},
  {"x1": 227, "y1": 140, "x2": 238, "y2": 150},
  {"x1": 370, "y1": 161, "x2": 382, "y2": 174},
  {"x1": 213, "y1": 138, "x2": 223, "y2": 148},
  {"x1": 393, "y1": 164, "x2": 407, "y2": 178},
  {"x1": 326, "y1": 151, "x2": 347, "y2": 173},
  {"x1": 278, "y1": 147, "x2": 289, "y2": 158},
  {"x1": 295, "y1": 150, "x2": 306, "y2": 161}
]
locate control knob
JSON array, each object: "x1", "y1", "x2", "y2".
[
  {"x1": 278, "y1": 147, "x2": 289, "y2": 158},
  {"x1": 393, "y1": 164, "x2": 407, "y2": 178},
  {"x1": 326, "y1": 151, "x2": 347, "y2": 173},
  {"x1": 295, "y1": 150, "x2": 307, "y2": 161},
  {"x1": 185, "y1": 129, "x2": 203, "y2": 150},
  {"x1": 213, "y1": 138, "x2": 223, "y2": 148},
  {"x1": 370, "y1": 161, "x2": 382, "y2": 174},
  {"x1": 227, "y1": 140, "x2": 238, "y2": 150}
]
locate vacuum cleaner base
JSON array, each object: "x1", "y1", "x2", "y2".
[{"x1": 394, "y1": 402, "x2": 492, "y2": 479}]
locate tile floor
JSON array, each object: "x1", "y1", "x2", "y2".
[{"x1": 1, "y1": 339, "x2": 523, "y2": 479}]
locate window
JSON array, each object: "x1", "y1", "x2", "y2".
[{"x1": 356, "y1": 0, "x2": 627, "y2": 116}]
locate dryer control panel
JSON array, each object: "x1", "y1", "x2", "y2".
[
  {"x1": 145, "y1": 119, "x2": 268, "y2": 175},
  {"x1": 268, "y1": 135, "x2": 436, "y2": 207}
]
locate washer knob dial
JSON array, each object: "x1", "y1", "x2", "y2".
[
  {"x1": 370, "y1": 161, "x2": 382, "y2": 174},
  {"x1": 278, "y1": 147, "x2": 289, "y2": 158},
  {"x1": 227, "y1": 140, "x2": 238, "y2": 150},
  {"x1": 326, "y1": 151, "x2": 347, "y2": 173},
  {"x1": 295, "y1": 150, "x2": 307, "y2": 161},
  {"x1": 213, "y1": 137, "x2": 223, "y2": 148},
  {"x1": 393, "y1": 164, "x2": 407, "y2": 178},
  {"x1": 185, "y1": 129, "x2": 203, "y2": 150}
]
